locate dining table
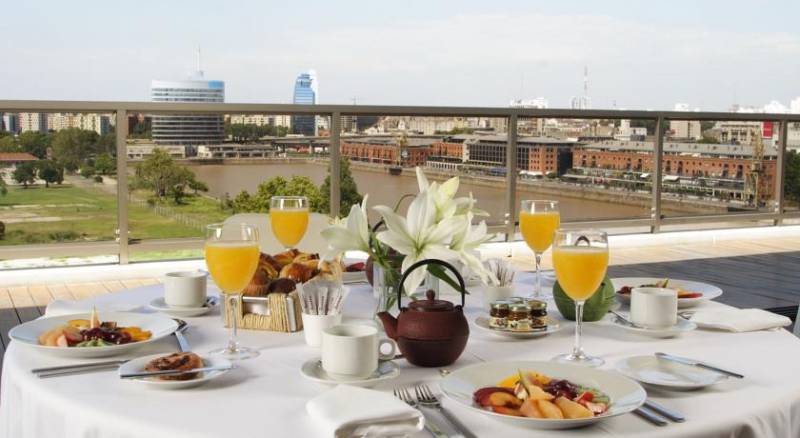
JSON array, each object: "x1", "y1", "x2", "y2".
[{"x1": 2, "y1": 271, "x2": 800, "y2": 438}]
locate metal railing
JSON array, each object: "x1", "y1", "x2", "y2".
[{"x1": 1, "y1": 99, "x2": 799, "y2": 265}]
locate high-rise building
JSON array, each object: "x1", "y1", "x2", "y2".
[
  {"x1": 150, "y1": 49, "x2": 225, "y2": 145},
  {"x1": 2, "y1": 113, "x2": 19, "y2": 134},
  {"x1": 669, "y1": 104, "x2": 702, "y2": 140},
  {"x1": 47, "y1": 113, "x2": 111, "y2": 135},
  {"x1": 292, "y1": 70, "x2": 318, "y2": 136},
  {"x1": 570, "y1": 66, "x2": 591, "y2": 110},
  {"x1": 19, "y1": 112, "x2": 48, "y2": 133}
]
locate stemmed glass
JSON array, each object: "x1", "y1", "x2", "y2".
[
  {"x1": 270, "y1": 196, "x2": 309, "y2": 249},
  {"x1": 519, "y1": 200, "x2": 560, "y2": 299},
  {"x1": 205, "y1": 223, "x2": 261, "y2": 360},
  {"x1": 551, "y1": 229, "x2": 608, "y2": 367}
]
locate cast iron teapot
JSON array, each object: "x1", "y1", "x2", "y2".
[{"x1": 377, "y1": 259, "x2": 469, "y2": 367}]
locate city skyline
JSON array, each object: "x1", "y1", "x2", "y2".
[{"x1": 1, "y1": 0, "x2": 799, "y2": 110}]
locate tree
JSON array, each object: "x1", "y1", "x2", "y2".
[
  {"x1": 13, "y1": 162, "x2": 36, "y2": 188},
  {"x1": 188, "y1": 176, "x2": 209, "y2": 195},
  {"x1": 37, "y1": 160, "x2": 64, "y2": 188},
  {"x1": 96, "y1": 131, "x2": 116, "y2": 155},
  {"x1": 94, "y1": 153, "x2": 115, "y2": 175},
  {"x1": 0, "y1": 178, "x2": 7, "y2": 196},
  {"x1": 785, "y1": 150, "x2": 800, "y2": 204},
  {"x1": 0, "y1": 136, "x2": 19, "y2": 153},
  {"x1": 18, "y1": 131, "x2": 51, "y2": 159},
  {"x1": 230, "y1": 175, "x2": 325, "y2": 213},
  {"x1": 320, "y1": 157, "x2": 363, "y2": 215},
  {"x1": 51, "y1": 128, "x2": 99, "y2": 172},
  {"x1": 80, "y1": 164, "x2": 96, "y2": 178},
  {"x1": 132, "y1": 148, "x2": 202, "y2": 204}
]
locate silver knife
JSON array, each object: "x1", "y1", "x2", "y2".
[
  {"x1": 634, "y1": 406, "x2": 668, "y2": 426},
  {"x1": 120, "y1": 365, "x2": 234, "y2": 379},
  {"x1": 655, "y1": 352, "x2": 744, "y2": 379},
  {"x1": 33, "y1": 359, "x2": 128, "y2": 375},
  {"x1": 36, "y1": 362, "x2": 128, "y2": 378},
  {"x1": 174, "y1": 330, "x2": 191, "y2": 352},
  {"x1": 644, "y1": 399, "x2": 685, "y2": 423}
]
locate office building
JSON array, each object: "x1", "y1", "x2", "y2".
[
  {"x1": 19, "y1": 113, "x2": 48, "y2": 133},
  {"x1": 2, "y1": 113, "x2": 19, "y2": 134},
  {"x1": 570, "y1": 66, "x2": 591, "y2": 110},
  {"x1": 292, "y1": 70, "x2": 318, "y2": 136},
  {"x1": 47, "y1": 113, "x2": 111, "y2": 135}
]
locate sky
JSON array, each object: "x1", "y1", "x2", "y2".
[{"x1": 1, "y1": 0, "x2": 799, "y2": 110}]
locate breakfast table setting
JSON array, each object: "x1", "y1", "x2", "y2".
[{"x1": 2, "y1": 168, "x2": 800, "y2": 438}]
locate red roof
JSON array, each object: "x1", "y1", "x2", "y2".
[{"x1": 0, "y1": 153, "x2": 38, "y2": 162}]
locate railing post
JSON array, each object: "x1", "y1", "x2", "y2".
[
  {"x1": 774, "y1": 120, "x2": 788, "y2": 226},
  {"x1": 505, "y1": 114, "x2": 518, "y2": 241},
  {"x1": 115, "y1": 109, "x2": 129, "y2": 264},
  {"x1": 651, "y1": 117, "x2": 665, "y2": 233},
  {"x1": 330, "y1": 112, "x2": 341, "y2": 217}
]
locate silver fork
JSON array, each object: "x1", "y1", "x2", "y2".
[
  {"x1": 394, "y1": 387, "x2": 442, "y2": 437},
  {"x1": 415, "y1": 384, "x2": 476, "y2": 438}
]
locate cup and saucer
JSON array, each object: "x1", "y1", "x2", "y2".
[
  {"x1": 300, "y1": 324, "x2": 400, "y2": 388},
  {"x1": 149, "y1": 271, "x2": 216, "y2": 318},
  {"x1": 610, "y1": 287, "x2": 696, "y2": 338}
]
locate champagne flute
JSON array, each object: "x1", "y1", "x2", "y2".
[
  {"x1": 270, "y1": 196, "x2": 309, "y2": 249},
  {"x1": 205, "y1": 223, "x2": 260, "y2": 360},
  {"x1": 519, "y1": 200, "x2": 560, "y2": 299},
  {"x1": 551, "y1": 229, "x2": 608, "y2": 367}
]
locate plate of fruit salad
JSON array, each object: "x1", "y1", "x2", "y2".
[
  {"x1": 9, "y1": 309, "x2": 178, "y2": 358},
  {"x1": 613, "y1": 277, "x2": 722, "y2": 308},
  {"x1": 440, "y1": 361, "x2": 646, "y2": 429}
]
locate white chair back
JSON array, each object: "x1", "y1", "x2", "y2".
[
  {"x1": 222, "y1": 212, "x2": 331, "y2": 255},
  {"x1": 794, "y1": 308, "x2": 799, "y2": 338}
]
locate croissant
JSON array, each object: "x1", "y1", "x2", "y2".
[
  {"x1": 242, "y1": 253, "x2": 281, "y2": 296},
  {"x1": 317, "y1": 260, "x2": 343, "y2": 282},
  {"x1": 280, "y1": 262, "x2": 317, "y2": 283},
  {"x1": 293, "y1": 252, "x2": 320, "y2": 264},
  {"x1": 273, "y1": 248, "x2": 301, "y2": 267}
]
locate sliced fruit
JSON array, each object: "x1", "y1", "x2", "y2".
[
  {"x1": 526, "y1": 385, "x2": 555, "y2": 401},
  {"x1": 536, "y1": 399, "x2": 564, "y2": 419},
  {"x1": 90, "y1": 307, "x2": 100, "y2": 329},
  {"x1": 474, "y1": 387, "x2": 514, "y2": 406},
  {"x1": 520, "y1": 398, "x2": 544, "y2": 418},
  {"x1": 492, "y1": 406, "x2": 523, "y2": 417},
  {"x1": 55, "y1": 334, "x2": 68, "y2": 348},
  {"x1": 487, "y1": 391, "x2": 522, "y2": 408},
  {"x1": 584, "y1": 401, "x2": 608, "y2": 415},
  {"x1": 62, "y1": 326, "x2": 84, "y2": 345},
  {"x1": 555, "y1": 396, "x2": 593, "y2": 419},
  {"x1": 576, "y1": 391, "x2": 594, "y2": 404},
  {"x1": 44, "y1": 327, "x2": 64, "y2": 347},
  {"x1": 67, "y1": 319, "x2": 90, "y2": 329},
  {"x1": 498, "y1": 375, "x2": 520, "y2": 388}
]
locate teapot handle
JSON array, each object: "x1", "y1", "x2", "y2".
[{"x1": 396, "y1": 259, "x2": 466, "y2": 312}]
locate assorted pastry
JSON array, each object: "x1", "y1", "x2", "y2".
[
  {"x1": 243, "y1": 249, "x2": 343, "y2": 297},
  {"x1": 37, "y1": 308, "x2": 152, "y2": 348},
  {"x1": 473, "y1": 369, "x2": 610, "y2": 419},
  {"x1": 144, "y1": 352, "x2": 205, "y2": 381}
]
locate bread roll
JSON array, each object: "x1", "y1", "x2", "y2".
[
  {"x1": 280, "y1": 262, "x2": 316, "y2": 283},
  {"x1": 145, "y1": 352, "x2": 204, "y2": 381},
  {"x1": 273, "y1": 249, "x2": 301, "y2": 267}
]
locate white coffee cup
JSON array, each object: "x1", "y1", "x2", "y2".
[
  {"x1": 321, "y1": 324, "x2": 397, "y2": 380},
  {"x1": 482, "y1": 285, "x2": 514, "y2": 310},
  {"x1": 302, "y1": 313, "x2": 342, "y2": 347},
  {"x1": 630, "y1": 287, "x2": 677, "y2": 328},
  {"x1": 163, "y1": 271, "x2": 208, "y2": 308}
]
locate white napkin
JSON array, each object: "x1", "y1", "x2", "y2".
[
  {"x1": 44, "y1": 299, "x2": 141, "y2": 317},
  {"x1": 306, "y1": 385, "x2": 424, "y2": 438},
  {"x1": 690, "y1": 308, "x2": 791, "y2": 332}
]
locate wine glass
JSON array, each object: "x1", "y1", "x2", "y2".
[
  {"x1": 519, "y1": 200, "x2": 560, "y2": 299},
  {"x1": 205, "y1": 223, "x2": 261, "y2": 360},
  {"x1": 551, "y1": 229, "x2": 608, "y2": 367},
  {"x1": 270, "y1": 196, "x2": 309, "y2": 249}
]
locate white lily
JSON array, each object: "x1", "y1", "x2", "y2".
[
  {"x1": 374, "y1": 190, "x2": 462, "y2": 294},
  {"x1": 416, "y1": 167, "x2": 488, "y2": 220},
  {"x1": 320, "y1": 195, "x2": 370, "y2": 259},
  {"x1": 449, "y1": 213, "x2": 498, "y2": 285}
]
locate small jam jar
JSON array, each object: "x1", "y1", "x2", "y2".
[
  {"x1": 527, "y1": 299, "x2": 548, "y2": 328},
  {"x1": 508, "y1": 303, "x2": 532, "y2": 331},
  {"x1": 489, "y1": 301, "x2": 510, "y2": 328}
]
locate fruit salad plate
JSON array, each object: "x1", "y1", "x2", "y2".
[
  {"x1": 9, "y1": 311, "x2": 178, "y2": 358},
  {"x1": 612, "y1": 277, "x2": 722, "y2": 308},
  {"x1": 440, "y1": 360, "x2": 646, "y2": 430}
]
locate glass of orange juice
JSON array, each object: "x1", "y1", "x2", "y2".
[
  {"x1": 205, "y1": 223, "x2": 260, "y2": 360},
  {"x1": 270, "y1": 196, "x2": 309, "y2": 249},
  {"x1": 519, "y1": 200, "x2": 560, "y2": 299},
  {"x1": 552, "y1": 229, "x2": 608, "y2": 367}
]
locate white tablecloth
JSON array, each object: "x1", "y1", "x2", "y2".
[{"x1": 2, "y1": 274, "x2": 800, "y2": 438}]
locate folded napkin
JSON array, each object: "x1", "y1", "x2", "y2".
[
  {"x1": 44, "y1": 299, "x2": 141, "y2": 317},
  {"x1": 690, "y1": 308, "x2": 791, "y2": 332},
  {"x1": 306, "y1": 385, "x2": 424, "y2": 438}
]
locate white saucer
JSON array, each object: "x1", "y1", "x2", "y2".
[
  {"x1": 300, "y1": 358, "x2": 400, "y2": 388},
  {"x1": 474, "y1": 316, "x2": 561, "y2": 339},
  {"x1": 608, "y1": 314, "x2": 697, "y2": 338},
  {"x1": 149, "y1": 297, "x2": 213, "y2": 317},
  {"x1": 616, "y1": 355, "x2": 728, "y2": 390},
  {"x1": 119, "y1": 353, "x2": 232, "y2": 389}
]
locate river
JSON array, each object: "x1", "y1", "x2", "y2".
[{"x1": 186, "y1": 162, "x2": 666, "y2": 222}]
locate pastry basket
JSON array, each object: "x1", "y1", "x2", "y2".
[{"x1": 222, "y1": 291, "x2": 304, "y2": 332}]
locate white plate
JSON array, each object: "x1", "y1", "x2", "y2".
[
  {"x1": 608, "y1": 313, "x2": 697, "y2": 338},
  {"x1": 474, "y1": 316, "x2": 561, "y2": 339},
  {"x1": 9, "y1": 312, "x2": 178, "y2": 358},
  {"x1": 616, "y1": 355, "x2": 728, "y2": 390},
  {"x1": 612, "y1": 277, "x2": 723, "y2": 308},
  {"x1": 440, "y1": 360, "x2": 646, "y2": 430},
  {"x1": 300, "y1": 358, "x2": 400, "y2": 388},
  {"x1": 148, "y1": 297, "x2": 213, "y2": 317},
  {"x1": 119, "y1": 353, "x2": 232, "y2": 389}
]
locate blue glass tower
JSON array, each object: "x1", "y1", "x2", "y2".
[{"x1": 292, "y1": 70, "x2": 318, "y2": 136}]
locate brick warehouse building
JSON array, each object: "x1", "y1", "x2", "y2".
[
  {"x1": 340, "y1": 137, "x2": 437, "y2": 167},
  {"x1": 429, "y1": 135, "x2": 575, "y2": 175}
]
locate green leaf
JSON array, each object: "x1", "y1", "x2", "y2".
[{"x1": 427, "y1": 264, "x2": 469, "y2": 295}]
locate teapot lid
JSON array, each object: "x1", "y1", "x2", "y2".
[{"x1": 407, "y1": 290, "x2": 454, "y2": 312}]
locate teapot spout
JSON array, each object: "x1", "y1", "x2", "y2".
[{"x1": 376, "y1": 311, "x2": 398, "y2": 339}]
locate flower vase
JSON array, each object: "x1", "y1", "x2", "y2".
[{"x1": 372, "y1": 261, "x2": 402, "y2": 327}]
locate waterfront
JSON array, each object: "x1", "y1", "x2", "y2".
[{"x1": 187, "y1": 161, "x2": 676, "y2": 222}]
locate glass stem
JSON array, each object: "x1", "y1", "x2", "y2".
[
  {"x1": 533, "y1": 253, "x2": 542, "y2": 298},
  {"x1": 227, "y1": 294, "x2": 240, "y2": 353},
  {"x1": 573, "y1": 300, "x2": 585, "y2": 359}
]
